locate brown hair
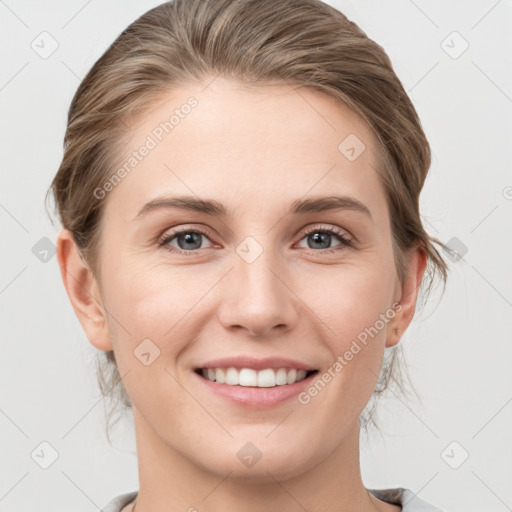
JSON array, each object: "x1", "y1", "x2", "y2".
[{"x1": 46, "y1": 0, "x2": 449, "y2": 441}]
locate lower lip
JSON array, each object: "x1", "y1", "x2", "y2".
[{"x1": 193, "y1": 370, "x2": 318, "y2": 408}]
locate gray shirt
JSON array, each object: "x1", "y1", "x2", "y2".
[{"x1": 101, "y1": 488, "x2": 445, "y2": 511}]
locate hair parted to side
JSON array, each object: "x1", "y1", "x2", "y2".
[{"x1": 46, "y1": 0, "x2": 449, "y2": 442}]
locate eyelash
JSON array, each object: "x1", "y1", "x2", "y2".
[{"x1": 157, "y1": 224, "x2": 354, "y2": 256}]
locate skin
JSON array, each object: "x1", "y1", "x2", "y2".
[{"x1": 57, "y1": 76, "x2": 426, "y2": 512}]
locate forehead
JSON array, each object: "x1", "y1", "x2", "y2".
[{"x1": 104, "y1": 77, "x2": 387, "y2": 224}]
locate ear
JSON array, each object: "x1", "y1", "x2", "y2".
[
  {"x1": 386, "y1": 243, "x2": 427, "y2": 348},
  {"x1": 56, "y1": 228, "x2": 113, "y2": 351}
]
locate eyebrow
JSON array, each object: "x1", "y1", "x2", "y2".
[{"x1": 133, "y1": 195, "x2": 372, "y2": 221}]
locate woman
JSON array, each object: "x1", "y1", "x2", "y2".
[{"x1": 47, "y1": 0, "x2": 449, "y2": 510}]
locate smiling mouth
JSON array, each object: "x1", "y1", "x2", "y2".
[{"x1": 194, "y1": 367, "x2": 318, "y2": 387}]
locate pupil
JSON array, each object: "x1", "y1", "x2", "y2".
[
  {"x1": 309, "y1": 232, "x2": 330, "y2": 249},
  {"x1": 178, "y1": 232, "x2": 201, "y2": 250}
]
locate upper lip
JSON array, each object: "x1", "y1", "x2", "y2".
[{"x1": 195, "y1": 356, "x2": 317, "y2": 372}]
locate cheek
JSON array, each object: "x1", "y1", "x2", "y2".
[
  {"x1": 103, "y1": 251, "x2": 201, "y2": 333},
  {"x1": 297, "y1": 259, "x2": 394, "y2": 344},
  {"x1": 296, "y1": 262, "x2": 393, "y2": 404},
  {"x1": 100, "y1": 256, "x2": 216, "y2": 381},
  {"x1": 102, "y1": 265, "x2": 198, "y2": 416}
]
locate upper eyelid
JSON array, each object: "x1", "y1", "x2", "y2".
[{"x1": 302, "y1": 223, "x2": 352, "y2": 239}]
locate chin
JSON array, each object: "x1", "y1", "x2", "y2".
[{"x1": 196, "y1": 441, "x2": 319, "y2": 483}]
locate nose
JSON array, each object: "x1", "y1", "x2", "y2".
[{"x1": 217, "y1": 245, "x2": 300, "y2": 337}]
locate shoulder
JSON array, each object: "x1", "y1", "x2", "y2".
[
  {"x1": 101, "y1": 490, "x2": 138, "y2": 512},
  {"x1": 368, "y1": 487, "x2": 446, "y2": 511}
]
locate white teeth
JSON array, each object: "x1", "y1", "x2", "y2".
[
  {"x1": 239, "y1": 368, "x2": 257, "y2": 386},
  {"x1": 200, "y1": 367, "x2": 312, "y2": 387},
  {"x1": 275, "y1": 368, "x2": 288, "y2": 385},
  {"x1": 225, "y1": 367, "x2": 239, "y2": 385},
  {"x1": 297, "y1": 370, "x2": 307, "y2": 381},
  {"x1": 286, "y1": 368, "x2": 297, "y2": 385},
  {"x1": 257, "y1": 368, "x2": 275, "y2": 387}
]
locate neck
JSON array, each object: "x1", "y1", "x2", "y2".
[{"x1": 129, "y1": 407, "x2": 395, "y2": 512}]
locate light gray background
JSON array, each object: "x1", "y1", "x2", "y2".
[{"x1": 1, "y1": 1, "x2": 511, "y2": 511}]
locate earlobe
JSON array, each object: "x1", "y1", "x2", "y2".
[
  {"x1": 56, "y1": 229, "x2": 113, "y2": 352},
  {"x1": 386, "y1": 244, "x2": 427, "y2": 348}
]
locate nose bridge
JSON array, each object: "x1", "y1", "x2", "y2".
[{"x1": 217, "y1": 234, "x2": 298, "y2": 336}]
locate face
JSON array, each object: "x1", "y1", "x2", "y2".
[{"x1": 62, "y1": 76, "x2": 422, "y2": 483}]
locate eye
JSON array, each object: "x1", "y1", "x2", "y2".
[
  {"x1": 157, "y1": 226, "x2": 216, "y2": 255},
  {"x1": 157, "y1": 223, "x2": 354, "y2": 256},
  {"x1": 296, "y1": 224, "x2": 354, "y2": 253}
]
